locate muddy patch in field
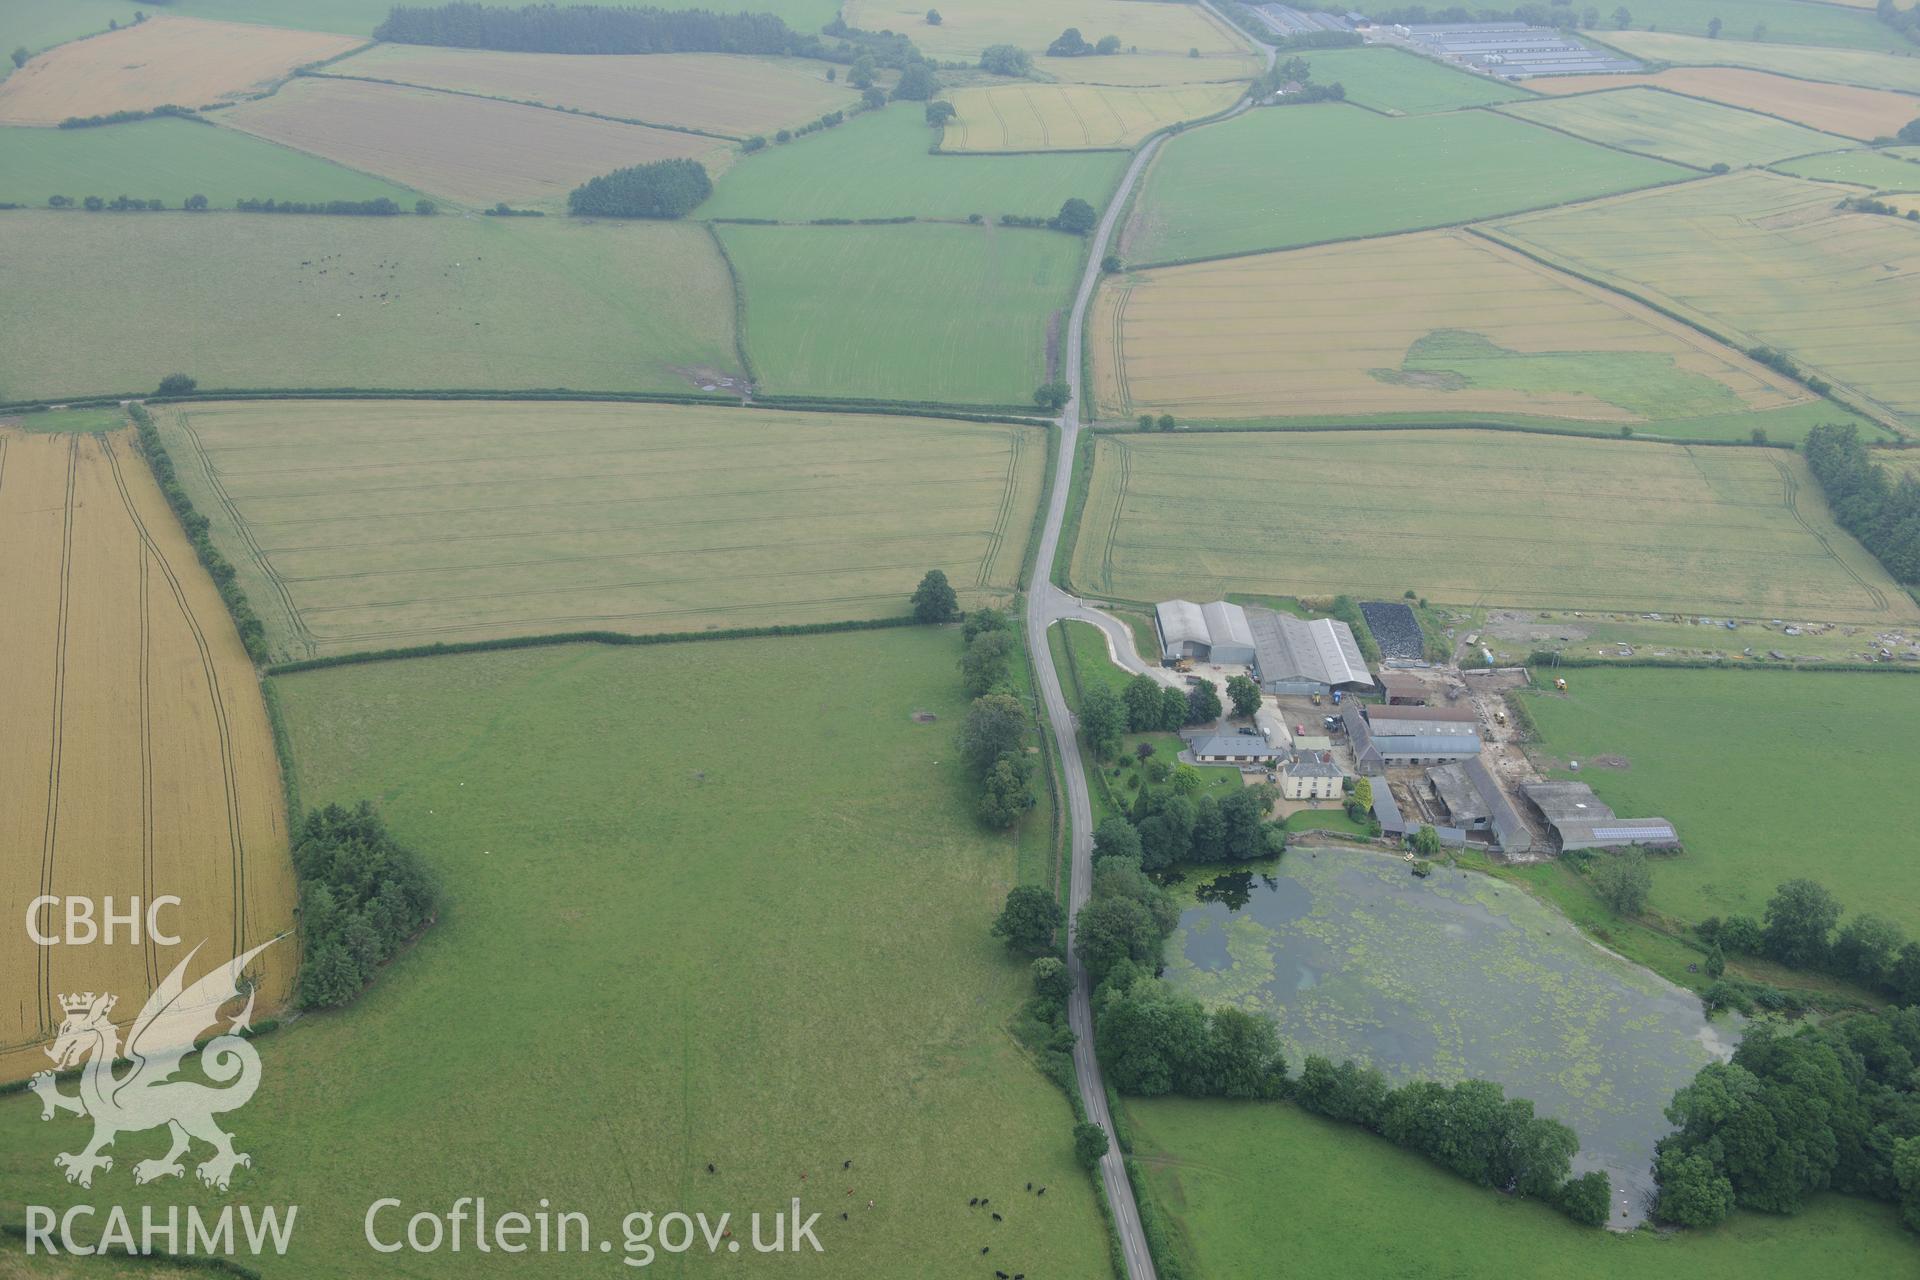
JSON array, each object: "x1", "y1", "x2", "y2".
[
  {"x1": 911, "y1": 710, "x2": 939, "y2": 724},
  {"x1": 1589, "y1": 754, "x2": 1631, "y2": 770}
]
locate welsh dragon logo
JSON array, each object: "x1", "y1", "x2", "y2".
[{"x1": 31, "y1": 938, "x2": 278, "y2": 1191}]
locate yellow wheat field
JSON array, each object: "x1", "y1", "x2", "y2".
[
  {"x1": 1089, "y1": 229, "x2": 1809, "y2": 424},
  {"x1": 943, "y1": 81, "x2": 1242, "y2": 150},
  {"x1": 0, "y1": 16, "x2": 364, "y2": 126},
  {"x1": 1036, "y1": 49, "x2": 1264, "y2": 85},
  {"x1": 0, "y1": 430, "x2": 293, "y2": 1084},
  {"x1": 1525, "y1": 68, "x2": 1920, "y2": 142}
]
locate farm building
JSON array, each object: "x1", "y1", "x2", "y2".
[
  {"x1": 1522, "y1": 781, "x2": 1678, "y2": 853},
  {"x1": 1188, "y1": 731, "x2": 1285, "y2": 765},
  {"x1": 1367, "y1": 703, "x2": 1477, "y2": 727},
  {"x1": 1379, "y1": 672, "x2": 1429, "y2": 705},
  {"x1": 1154, "y1": 599, "x2": 1257, "y2": 665},
  {"x1": 1403, "y1": 22, "x2": 1641, "y2": 78},
  {"x1": 1344, "y1": 704, "x2": 1481, "y2": 770},
  {"x1": 1368, "y1": 774, "x2": 1407, "y2": 837},
  {"x1": 1429, "y1": 758, "x2": 1532, "y2": 853},
  {"x1": 1281, "y1": 753, "x2": 1344, "y2": 800},
  {"x1": 1246, "y1": 608, "x2": 1374, "y2": 696}
]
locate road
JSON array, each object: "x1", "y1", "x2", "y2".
[{"x1": 1021, "y1": 17, "x2": 1272, "y2": 1275}]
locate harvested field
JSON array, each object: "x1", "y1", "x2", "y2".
[
  {"x1": 219, "y1": 77, "x2": 729, "y2": 207},
  {"x1": 1036, "y1": 49, "x2": 1263, "y2": 85},
  {"x1": 0, "y1": 15, "x2": 363, "y2": 125},
  {"x1": 1120, "y1": 103, "x2": 1687, "y2": 265},
  {"x1": 0, "y1": 429, "x2": 293, "y2": 1083},
  {"x1": 1489, "y1": 170, "x2": 1920, "y2": 432},
  {"x1": 1300, "y1": 46, "x2": 1531, "y2": 114},
  {"x1": 1495, "y1": 87, "x2": 1847, "y2": 169},
  {"x1": 1773, "y1": 146, "x2": 1920, "y2": 190},
  {"x1": 844, "y1": 0, "x2": 1248, "y2": 60},
  {"x1": 319, "y1": 47, "x2": 855, "y2": 138},
  {"x1": 0, "y1": 212, "x2": 739, "y2": 400},
  {"x1": 1524, "y1": 67, "x2": 1920, "y2": 142},
  {"x1": 717, "y1": 221, "x2": 1079, "y2": 404},
  {"x1": 1599, "y1": 30, "x2": 1920, "y2": 94},
  {"x1": 1089, "y1": 229, "x2": 1812, "y2": 433},
  {"x1": 1068, "y1": 429, "x2": 1917, "y2": 624},
  {"x1": 151, "y1": 400, "x2": 1047, "y2": 658},
  {"x1": 941, "y1": 81, "x2": 1241, "y2": 151}
]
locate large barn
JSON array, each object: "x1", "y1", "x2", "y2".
[
  {"x1": 1154, "y1": 599, "x2": 1257, "y2": 665},
  {"x1": 1344, "y1": 703, "x2": 1481, "y2": 771},
  {"x1": 1522, "y1": 781, "x2": 1677, "y2": 852},
  {"x1": 1245, "y1": 609, "x2": 1373, "y2": 696}
]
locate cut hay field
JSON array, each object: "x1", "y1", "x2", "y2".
[
  {"x1": 1525, "y1": 68, "x2": 1920, "y2": 142},
  {"x1": 718, "y1": 221, "x2": 1079, "y2": 405},
  {"x1": 1090, "y1": 229, "x2": 1817, "y2": 435},
  {"x1": 152, "y1": 400, "x2": 1047, "y2": 659},
  {"x1": 0, "y1": 429, "x2": 293, "y2": 1084},
  {"x1": 1489, "y1": 170, "x2": 1920, "y2": 432},
  {"x1": 0, "y1": 212, "x2": 738, "y2": 399},
  {"x1": 0, "y1": 116, "x2": 417, "y2": 206},
  {"x1": 1526, "y1": 669, "x2": 1920, "y2": 930},
  {"x1": 1127, "y1": 1097, "x2": 1916, "y2": 1280},
  {"x1": 1119, "y1": 103, "x2": 1687, "y2": 265},
  {"x1": 320, "y1": 46, "x2": 855, "y2": 138},
  {"x1": 1300, "y1": 46, "x2": 1531, "y2": 115},
  {"x1": 1036, "y1": 48, "x2": 1263, "y2": 85},
  {"x1": 0, "y1": 15, "x2": 363, "y2": 125},
  {"x1": 1068, "y1": 430, "x2": 1917, "y2": 624},
  {"x1": 1597, "y1": 30, "x2": 1920, "y2": 94},
  {"x1": 1495, "y1": 87, "x2": 1847, "y2": 170},
  {"x1": 941, "y1": 80, "x2": 1241, "y2": 151},
  {"x1": 844, "y1": 0, "x2": 1247, "y2": 60},
  {"x1": 1773, "y1": 146, "x2": 1920, "y2": 190},
  {"x1": 220, "y1": 77, "x2": 729, "y2": 208},
  {"x1": 0, "y1": 630, "x2": 1110, "y2": 1278},
  {"x1": 702, "y1": 105, "x2": 1127, "y2": 219}
]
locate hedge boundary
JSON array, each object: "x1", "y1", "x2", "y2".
[
  {"x1": 1092, "y1": 415, "x2": 1816, "y2": 448},
  {"x1": 2, "y1": 1222, "x2": 264, "y2": 1277},
  {"x1": 1525, "y1": 652, "x2": 1920, "y2": 675},
  {"x1": 303, "y1": 70, "x2": 742, "y2": 141}
]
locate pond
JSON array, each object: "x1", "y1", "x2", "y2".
[{"x1": 1163, "y1": 847, "x2": 1738, "y2": 1224}]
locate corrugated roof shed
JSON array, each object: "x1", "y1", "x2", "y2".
[
  {"x1": 1464, "y1": 756, "x2": 1531, "y2": 854},
  {"x1": 1368, "y1": 774, "x2": 1405, "y2": 836},
  {"x1": 1521, "y1": 780, "x2": 1614, "y2": 825},
  {"x1": 1378, "y1": 673, "x2": 1428, "y2": 704},
  {"x1": 1428, "y1": 763, "x2": 1488, "y2": 825},
  {"x1": 1189, "y1": 733, "x2": 1284, "y2": 761},
  {"x1": 1555, "y1": 817, "x2": 1679, "y2": 851},
  {"x1": 1156, "y1": 599, "x2": 1208, "y2": 657},
  {"x1": 1369, "y1": 703, "x2": 1477, "y2": 724},
  {"x1": 1248, "y1": 609, "x2": 1374, "y2": 689},
  {"x1": 1202, "y1": 600, "x2": 1254, "y2": 651},
  {"x1": 1366, "y1": 717, "x2": 1479, "y2": 739}
]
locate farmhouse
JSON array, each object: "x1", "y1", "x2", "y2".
[
  {"x1": 1246, "y1": 609, "x2": 1374, "y2": 696},
  {"x1": 1281, "y1": 754, "x2": 1344, "y2": 801},
  {"x1": 1344, "y1": 704, "x2": 1481, "y2": 771},
  {"x1": 1155, "y1": 599, "x2": 1257, "y2": 665},
  {"x1": 1429, "y1": 758, "x2": 1532, "y2": 854},
  {"x1": 1188, "y1": 731, "x2": 1285, "y2": 765},
  {"x1": 1522, "y1": 781, "x2": 1678, "y2": 852}
]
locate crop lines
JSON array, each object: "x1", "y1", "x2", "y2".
[
  {"x1": 152, "y1": 401, "x2": 1049, "y2": 659},
  {"x1": 1089, "y1": 229, "x2": 1809, "y2": 425},
  {"x1": 1599, "y1": 30, "x2": 1920, "y2": 95},
  {"x1": 1488, "y1": 170, "x2": 1920, "y2": 433},
  {"x1": 1524, "y1": 68, "x2": 1920, "y2": 142},
  {"x1": 1494, "y1": 87, "x2": 1846, "y2": 170},
  {"x1": 0, "y1": 430, "x2": 293, "y2": 1083},
  {"x1": 942, "y1": 82, "x2": 1242, "y2": 152},
  {"x1": 1068, "y1": 429, "x2": 1918, "y2": 624}
]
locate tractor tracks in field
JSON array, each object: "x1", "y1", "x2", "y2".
[
  {"x1": 35, "y1": 438, "x2": 78, "y2": 1035},
  {"x1": 1766, "y1": 451, "x2": 1892, "y2": 613}
]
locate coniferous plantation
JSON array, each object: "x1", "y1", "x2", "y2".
[
  {"x1": 374, "y1": 3, "x2": 812, "y2": 54},
  {"x1": 567, "y1": 155, "x2": 711, "y2": 217}
]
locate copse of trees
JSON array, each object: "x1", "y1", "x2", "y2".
[
  {"x1": 1044, "y1": 27, "x2": 1122, "y2": 57},
  {"x1": 1900, "y1": 117, "x2": 1920, "y2": 144},
  {"x1": 979, "y1": 43, "x2": 1031, "y2": 76},
  {"x1": 891, "y1": 61, "x2": 938, "y2": 100},
  {"x1": 993, "y1": 884, "x2": 1063, "y2": 955},
  {"x1": 292, "y1": 802, "x2": 439, "y2": 1009},
  {"x1": 567, "y1": 156, "x2": 711, "y2": 218},
  {"x1": 1654, "y1": 1006, "x2": 1920, "y2": 1231},
  {"x1": 1805, "y1": 423, "x2": 1920, "y2": 584},
  {"x1": 1698, "y1": 875, "x2": 1920, "y2": 1006}
]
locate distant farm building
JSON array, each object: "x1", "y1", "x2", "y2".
[
  {"x1": 1522, "y1": 781, "x2": 1678, "y2": 852},
  {"x1": 1344, "y1": 703, "x2": 1480, "y2": 770},
  {"x1": 1155, "y1": 599, "x2": 1257, "y2": 665},
  {"x1": 1401, "y1": 21, "x2": 1641, "y2": 79},
  {"x1": 1188, "y1": 731, "x2": 1285, "y2": 766},
  {"x1": 1429, "y1": 758, "x2": 1531, "y2": 854},
  {"x1": 1280, "y1": 753, "x2": 1344, "y2": 800},
  {"x1": 1246, "y1": 609, "x2": 1373, "y2": 696}
]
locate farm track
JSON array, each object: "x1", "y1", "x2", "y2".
[{"x1": 1768, "y1": 451, "x2": 1891, "y2": 613}]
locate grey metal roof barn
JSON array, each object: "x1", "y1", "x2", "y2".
[
  {"x1": 1188, "y1": 732, "x2": 1284, "y2": 763},
  {"x1": 1521, "y1": 781, "x2": 1675, "y2": 852},
  {"x1": 1247, "y1": 609, "x2": 1373, "y2": 693},
  {"x1": 1428, "y1": 763, "x2": 1489, "y2": 827},
  {"x1": 1465, "y1": 756, "x2": 1531, "y2": 854},
  {"x1": 1346, "y1": 704, "x2": 1480, "y2": 770},
  {"x1": 1154, "y1": 599, "x2": 1256, "y2": 665},
  {"x1": 1368, "y1": 775, "x2": 1406, "y2": 837},
  {"x1": 1368, "y1": 704, "x2": 1478, "y2": 725}
]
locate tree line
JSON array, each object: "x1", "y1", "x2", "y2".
[
  {"x1": 292, "y1": 802, "x2": 439, "y2": 1009},
  {"x1": 43, "y1": 194, "x2": 435, "y2": 215},
  {"x1": 58, "y1": 103, "x2": 201, "y2": 129},
  {"x1": 1655, "y1": 1006, "x2": 1920, "y2": 1232},
  {"x1": 1879, "y1": 0, "x2": 1919, "y2": 46},
  {"x1": 1698, "y1": 876, "x2": 1920, "y2": 1009},
  {"x1": 1804, "y1": 423, "x2": 1920, "y2": 584},
  {"x1": 374, "y1": 3, "x2": 803, "y2": 53},
  {"x1": 567, "y1": 156, "x2": 711, "y2": 218}
]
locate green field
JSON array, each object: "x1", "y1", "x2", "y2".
[
  {"x1": 77, "y1": 0, "x2": 847, "y2": 37},
  {"x1": 0, "y1": 630, "x2": 1106, "y2": 1277},
  {"x1": 1120, "y1": 104, "x2": 1687, "y2": 264},
  {"x1": 1490, "y1": 170, "x2": 1920, "y2": 433},
  {"x1": 154, "y1": 399, "x2": 1047, "y2": 659},
  {"x1": 1302, "y1": 46, "x2": 1532, "y2": 115},
  {"x1": 718, "y1": 221, "x2": 1079, "y2": 405},
  {"x1": 1496, "y1": 87, "x2": 1848, "y2": 169},
  {"x1": 1069, "y1": 429, "x2": 1918, "y2": 624},
  {"x1": 0, "y1": 212, "x2": 738, "y2": 399},
  {"x1": 1127, "y1": 1097, "x2": 1916, "y2": 1279},
  {"x1": 1592, "y1": 0, "x2": 1919, "y2": 51},
  {"x1": 1773, "y1": 146, "x2": 1920, "y2": 190},
  {"x1": 1597, "y1": 29, "x2": 1920, "y2": 93},
  {"x1": 702, "y1": 105, "x2": 1128, "y2": 221},
  {"x1": 1526, "y1": 668, "x2": 1920, "y2": 931},
  {"x1": 0, "y1": 0, "x2": 147, "y2": 64},
  {"x1": 0, "y1": 118, "x2": 417, "y2": 207}
]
